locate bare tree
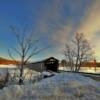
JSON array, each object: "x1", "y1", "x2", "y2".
[
  {"x1": 64, "y1": 33, "x2": 94, "y2": 72},
  {"x1": 8, "y1": 26, "x2": 49, "y2": 84},
  {"x1": 61, "y1": 59, "x2": 67, "y2": 70},
  {"x1": 64, "y1": 44, "x2": 75, "y2": 71},
  {"x1": 61, "y1": 59, "x2": 67, "y2": 67}
]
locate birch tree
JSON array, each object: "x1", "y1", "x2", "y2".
[
  {"x1": 64, "y1": 33, "x2": 94, "y2": 72},
  {"x1": 8, "y1": 26, "x2": 49, "y2": 84}
]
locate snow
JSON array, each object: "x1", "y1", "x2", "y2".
[
  {"x1": 59, "y1": 66, "x2": 100, "y2": 73},
  {"x1": 0, "y1": 64, "x2": 17, "y2": 68},
  {"x1": 0, "y1": 69, "x2": 8, "y2": 80},
  {"x1": 41, "y1": 71, "x2": 57, "y2": 77},
  {"x1": 0, "y1": 72, "x2": 100, "y2": 100},
  {"x1": 0, "y1": 67, "x2": 40, "y2": 84}
]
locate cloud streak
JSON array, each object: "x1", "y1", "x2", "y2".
[
  {"x1": 32, "y1": 0, "x2": 100, "y2": 60},
  {"x1": 76, "y1": 0, "x2": 100, "y2": 60},
  {"x1": 52, "y1": 0, "x2": 100, "y2": 60},
  {"x1": 77, "y1": 0, "x2": 100, "y2": 39}
]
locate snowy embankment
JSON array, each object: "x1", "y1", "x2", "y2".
[
  {"x1": 59, "y1": 66, "x2": 100, "y2": 73},
  {"x1": 0, "y1": 72, "x2": 100, "y2": 100},
  {"x1": 0, "y1": 64, "x2": 40, "y2": 84}
]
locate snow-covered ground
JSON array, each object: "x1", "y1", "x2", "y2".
[
  {"x1": 0, "y1": 72, "x2": 100, "y2": 100},
  {"x1": 59, "y1": 66, "x2": 100, "y2": 73},
  {"x1": 0, "y1": 64, "x2": 17, "y2": 68},
  {"x1": 0, "y1": 65, "x2": 40, "y2": 84}
]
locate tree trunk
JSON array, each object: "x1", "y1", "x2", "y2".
[
  {"x1": 76, "y1": 61, "x2": 82, "y2": 72},
  {"x1": 19, "y1": 64, "x2": 24, "y2": 85},
  {"x1": 75, "y1": 43, "x2": 80, "y2": 72}
]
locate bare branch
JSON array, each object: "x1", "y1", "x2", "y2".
[
  {"x1": 8, "y1": 49, "x2": 17, "y2": 62},
  {"x1": 9, "y1": 26, "x2": 49, "y2": 84},
  {"x1": 64, "y1": 33, "x2": 94, "y2": 72}
]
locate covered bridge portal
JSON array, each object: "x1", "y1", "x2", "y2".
[{"x1": 27, "y1": 57, "x2": 59, "y2": 72}]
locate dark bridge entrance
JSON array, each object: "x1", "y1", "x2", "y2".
[{"x1": 44, "y1": 57, "x2": 59, "y2": 72}]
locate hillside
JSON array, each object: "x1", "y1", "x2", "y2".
[
  {"x1": 0, "y1": 73, "x2": 99, "y2": 100},
  {"x1": 0, "y1": 57, "x2": 18, "y2": 65}
]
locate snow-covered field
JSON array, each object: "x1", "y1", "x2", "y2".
[
  {"x1": 59, "y1": 66, "x2": 100, "y2": 73},
  {"x1": 0, "y1": 73, "x2": 100, "y2": 100},
  {"x1": 0, "y1": 64, "x2": 17, "y2": 68},
  {"x1": 0, "y1": 65, "x2": 40, "y2": 84}
]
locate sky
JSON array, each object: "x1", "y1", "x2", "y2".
[{"x1": 0, "y1": 0, "x2": 100, "y2": 61}]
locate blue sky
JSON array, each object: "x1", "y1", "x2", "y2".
[{"x1": 0, "y1": 0, "x2": 100, "y2": 61}]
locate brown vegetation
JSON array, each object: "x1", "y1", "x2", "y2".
[{"x1": 0, "y1": 57, "x2": 19, "y2": 65}]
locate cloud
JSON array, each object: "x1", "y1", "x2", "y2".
[
  {"x1": 34, "y1": 0, "x2": 64, "y2": 34},
  {"x1": 32, "y1": 0, "x2": 100, "y2": 60},
  {"x1": 50, "y1": 0, "x2": 90, "y2": 53},
  {"x1": 55, "y1": 0, "x2": 100, "y2": 57},
  {"x1": 51, "y1": 0, "x2": 100, "y2": 59},
  {"x1": 30, "y1": 0, "x2": 67, "y2": 57},
  {"x1": 77, "y1": 0, "x2": 100, "y2": 40},
  {"x1": 76, "y1": 0, "x2": 100, "y2": 60},
  {"x1": 52, "y1": 21, "x2": 74, "y2": 52}
]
